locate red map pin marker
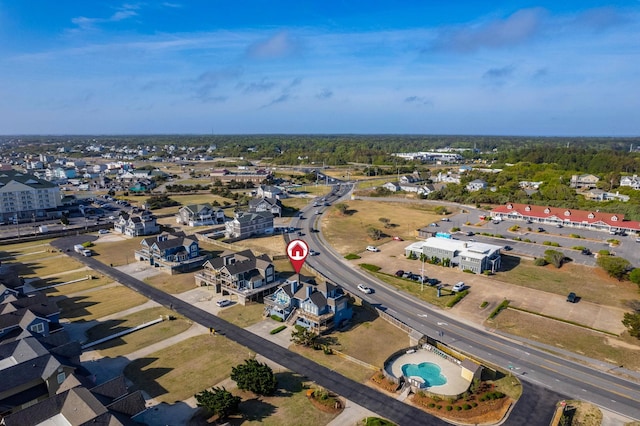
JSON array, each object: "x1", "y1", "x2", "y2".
[{"x1": 287, "y1": 239, "x2": 309, "y2": 273}]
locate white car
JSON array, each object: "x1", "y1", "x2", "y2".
[
  {"x1": 216, "y1": 299, "x2": 231, "y2": 307},
  {"x1": 366, "y1": 246, "x2": 380, "y2": 252},
  {"x1": 451, "y1": 282, "x2": 466, "y2": 293},
  {"x1": 98, "y1": 229, "x2": 109, "y2": 234},
  {"x1": 357, "y1": 284, "x2": 372, "y2": 294}
]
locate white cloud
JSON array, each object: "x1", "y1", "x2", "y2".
[{"x1": 246, "y1": 32, "x2": 298, "y2": 59}]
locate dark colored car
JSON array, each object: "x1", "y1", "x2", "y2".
[
  {"x1": 581, "y1": 248, "x2": 591, "y2": 255},
  {"x1": 395, "y1": 270, "x2": 404, "y2": 277},
  {"x1": 566, "y1": 292, "x2": 577, "y2": 303}
]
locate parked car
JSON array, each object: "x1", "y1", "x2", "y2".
[
  {"x1": 392, "y1": 236, "x2": 403, "y2": 241},
  {"x1": 441, "y1": 217, "x2": 450, "y2": 222},
  {"x1": 427, "y1": 278, "x2": 440, "y2": 286},
  {"x1": 566, "y1": 292, "x2": 577, "y2": 303},
  {"x1": 537, "y1": 227, "x2": 545, "y2": 232},
  {"x1": 451, "y1": 282, "x2": 466, "y2": 293},
  {"x1": 503, "y1": 245, "x2": 512, "y2": 251},
  {"x1": 357, "y1": 284, "x2": 372, "y2": 294},
  {"x1": 366, "y1": 246, "x2": 380, "y2": 252},
  {"x1": 98, "y1": 229, "x2": 109, "y2": 234},
  {"x1": 466, "y1": 231, "x2": 474, "y2": 236},
  {"x1": 429, "y1": 223, "x2": 439, "y2": 227},
  {"x1": 581, "y1": 248, "x2": 592, "y2": 255},
  {"x1": 556, "y1": 224, "x2": 563, "y2": 228},
  {"x1": 395, "y1": 270, "x2": 404, "y2": 277},
  {"x1": 216, "y1": 299, "x2": 231, "y2": 307},
  {"x1": 402, "y1": 271, "x2": 413, "y2": 279},
  {"x1": 311, "y1": 228, "x2": 319, "y2": 233}
]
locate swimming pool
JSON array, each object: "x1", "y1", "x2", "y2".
[{"x1": 402, "y1": 362, "x2": 448, "y2": 387}]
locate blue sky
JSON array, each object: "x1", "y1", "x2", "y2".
[{"x1": 1, "y1": 1, "x2": 639, "y2": 136}]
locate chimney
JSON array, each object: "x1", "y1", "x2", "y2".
[
  {"x1": 306, "y1": 285, "x2": 313, "y2": 298},
  {"x1": 290, "y1": 280, "x2": 298, "y2": 293},
  {"x1": 463, "y1": 242, "x2": 468, "y2": 248}
]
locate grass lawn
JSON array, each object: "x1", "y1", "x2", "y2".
[
  {"x1": 217, "y1": 303, "x2": 266, "y2": 328},
  {"x1": 491, "y1": 257, "x2": 639, "y2": 309},
  {"x1": 86, "y1": 308, "x2": 192, "y2": 358},
  {"x1": 490, "y1": 309, "x2": 640, "y2": 371},
  {"x1": 37, "y1": 274, "x2": 113, "y2": 294},
  {"x1": 124, "y1": 334, "x2": 251, "y2": 402},
  {"x1": 321, "y1": 200, "x2": 443, "y2": 255},
  {"x1": 354, "y1": 178, "x2": 390, "y2": 190},
  {"x1": 8, "y1": 255, "x2": 86, "y2": 278},
  {"x1": 289, "y1": 344, "x2": 375, "y2": 384},
  {"x1": 0, "y1": 240, "x2": 54, "y2": 258},
  {"x1": 228, "y1": 235, "x2": 287, "y2": 258},
  {"x1": 204, "y1": 372, "x2": 338, "y2": 426},
  {"x1": 367, "y1": 271, "x2": 452, "y2": 309},
  {"x1": 323, "y1": 305, "x2": 409, "y2": 368},
  {"x1": 145, "y1": 272, "x2": 196, "y2": 294},
  {"x1": 280, "y1": 197, "x2": 314, "y2": 211},
  {"x1": 58, "y1": 285, "x2": 148, "y2": 322},
  {"x1": 90, "y1": 236, "x2": 146, "y2": 267}
]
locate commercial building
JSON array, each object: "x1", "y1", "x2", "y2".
[
  {"x1": 491, "y1": 203, "x2": 640, "y2": 234},
  {"x1": 405, "y1": 237, "x2": 502, "y2": 274},
  {"x1": 0, "y1": 170, "x2": 62, "y2": 222}
]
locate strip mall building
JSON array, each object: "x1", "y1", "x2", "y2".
[{"x1": 491, "y1": 203, "x2": 640, "y2": 235}]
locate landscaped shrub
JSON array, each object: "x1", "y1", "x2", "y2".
[
  {"x1": 488, "y1": 299, "x2": 510, "y2": 319},
  {"x1": 446, "y1": 290, "x2": 469, "y2": 308},
  {"x1": 436, "y1": 405, "x2": 442, "y2": 410},
  {"x1": 463, "y1": 269, "x2": 475, "y2": 274},
  {"x1": 569, "y1": 234, "x2": 582, "y2": 238},
  {"x1": 270, "y1": 325, "x2": 286, "y2": 335},
  {"x1": 451, "y1": 227, "x2": 460, "y2": 232},
  {"x1": 446, "y1": 405, "x2": 453, "y2": 411},
  {"x1": 533, "y1": 258, "x2": 548, "y2": 266},
  {"x1": 463, "y1": 404, "x2": 472, "y2": 410},
  {"x1": 360, "y1": 263, "x2": 381, "y2": 272},
  {"x1": 542, "y1": 241, "x2": 560, "y2": 247},
  {"x1": 428, "y1": 403, "x2": 435, "y2": 408},
  {"x1": 572, "y1": 246, "x2": 586, "y2": 251},
  {"x1": 480, "y1": 301, "x2": 488, "y2": 308},
  {"x1": 455, "y1": 406, "x2": 462, "y2": 411},
  {"x1": 523, "y1": 238, "x2": 532, "y2": 243},
  {"x1": 270, "y1": 315, "x2": 284, "y2": 322},
  {"x1": 598, "y1": 250, "x2": 611, "y2": 256},
  {"x1": 345, "y1": 253, "x2": 361, "y2": 260}
]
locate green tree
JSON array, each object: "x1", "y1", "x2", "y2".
[
  {"x1": 334, "y1": 203, "x2": 348, "y2": 215},
  {"x1": 367, "y1": 226, "x2": 382, "y2": 240},
  {"x1": 629, "y1": 268, "x2": 640, "y2": 285},
  {"x1": 231, "y1": 359, "x2": 277, "y2": 396},
  {"x1": 378, "y1": 217, "x2": 391, "y2": 228},
  {"x1": 544, "y1": 249, "x2": 565, "y2": 268},
  {"x1": 622, "y1": 312, "x2": 640, "y2": 338},
  {"x1": 290, "y1": 325, "x2": 318, "y2": 347},
  {"x1": 194, "y1": 386, "x2": 241, "y2": 419},
  {"x1": 596, "y1": 255, "x2": 631, "y2": 280}
]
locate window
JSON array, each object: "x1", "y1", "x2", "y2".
[
  {"x1": 57, "y1": 372, "x2": 66, "y2": 384},
  {"x1": 30, "y1": 322, "x2": 45, "y2": 333}
]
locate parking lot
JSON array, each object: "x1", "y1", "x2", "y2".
[{"x1": 356, "y1": 238, "x2": 628, "y2": 335}]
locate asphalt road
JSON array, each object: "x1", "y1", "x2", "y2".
[
  {"x1": 50, "y1": 236, "x2": 449, "y2": 426},
  {"x1": 302, "y1": 189, "x2": 640, "y2": 422}
]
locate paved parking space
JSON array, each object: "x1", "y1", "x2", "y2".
[{"x1": 360, "y1": 239, "x2": 627, "y2": 334}]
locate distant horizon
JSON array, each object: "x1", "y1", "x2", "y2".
[
  {"x1": 2, "y1": 133, "x2": 640, "y2": 139},
  {"x1": 2, "y1": 1, "x2": 639, "y2": 135}
]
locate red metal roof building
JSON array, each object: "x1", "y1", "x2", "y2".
[{"x1": 491, "y1": 203, "x2": 640, "y2": 233}]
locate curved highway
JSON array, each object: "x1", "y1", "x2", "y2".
[{"x1": 295, "y1": 183, "x2": 640, "y2": 422}]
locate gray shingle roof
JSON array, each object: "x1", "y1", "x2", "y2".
[{"x1": 0, "y1": 170, "x2": 57, "y2": 189}]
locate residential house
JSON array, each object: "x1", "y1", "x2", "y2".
[
  {"x1": 466, "y1": 179, "x2": 488, "y2": 192},
  {"x1": 583, "y1": 189, "x2": 630, "y2": 202},
  {"x1": 195, "y1": 250, "x2": 278, "y2": 305},
  {"x1": 113, "y1": 211, "x2": 160, "y2": 236},
  {"x1": 0, "y1": 266, "x2": 25, "y2": 303},
  {"x1": 135, "y1": 232, "x2": 208, "y2": 274},
  {"x1": 176, "y1": 203, "x2": 225, "y2": 226},
  {"x1": 383, "y1": 182, "x2": 401, "y2": 192},
  {"x1": 2, "y1": 374, "x2": 146, "y2": 425},
  {"x1": 265, "y1": 279, "x2": 352, "y2": 333},
  {"x1": 0, "y1": 293, "x2": 62, "y2": 340},
  {"x1": 210, "y1": 169, "x2": 272, "y2": 184},
  {"x1": 570, "y1": 174, "x2": 600, "y2": 189},
  {"x1": 491, "y1": 202, "x2": 640, "y2": 234},
  {"x1": 248, "y1": 197, "x2": 282, "y2": 217},
  {"x1": 435, "y1": 172, "x2": 461, "y2": 184},
  {"x1": 256, "y1": 184, "x2": 287, "y2": 199},
  {"x1": 224, "y1": 211, "x2": 274, "y2": 240},
  {"x1": 620, "y1": 175, "x2": 640, "y2": 190},
  {"x1": 405, "y1": 237, "x2": 502, "y2": 274},
  {"x1": 0, "y1": 337, "x2": 80, "y2": 416},
  {"x1": 128, "y1": 179, "x2": 155, "y2": 193}
]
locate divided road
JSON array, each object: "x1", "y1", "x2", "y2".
[{"x1": 302, "y1": 187, "x2": 640, "y2": 422}]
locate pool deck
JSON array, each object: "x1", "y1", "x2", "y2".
[{"x1": 387, "y1": 349, "x2": 471, "y2": 396}]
